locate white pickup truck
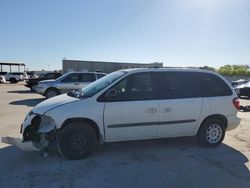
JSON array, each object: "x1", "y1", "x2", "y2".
[{"x1": 0, "y1": 72, "x2": 26, "y2": 83}]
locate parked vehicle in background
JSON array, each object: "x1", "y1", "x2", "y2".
[
  {"x1": 20, "y1": 68, "x2": 240, "y2": 160},
  {"x1": 0, "y1": 75, "x2": 6, "y2": 83},
  {"x1": 0, "y1": 72, "x2": 25, "y2": 83},
  {"x1": 235, "y1": 81, "x2": 250, "y2": 98},
  {"x1": 26, "y1": 71, "x2": 38, "y2": 79},
  {"x1": 25, "y1": 72, "x2": 63, "y2": 91},
  {"x1": 22, "y1": 72, "x2": 29, "y2": 80},
  {"x1": 231, "y1": 79, "x2": 248, "y2": 88},
  {"x1": 36, "y1": 72, "x2": 106, "y2": 98}
]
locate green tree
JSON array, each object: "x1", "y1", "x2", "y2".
[{"x1": 218, "y1": 65, "x2": 250, "y2": 76}]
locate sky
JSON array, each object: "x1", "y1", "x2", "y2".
[{"x1": 0, "y1": 0, "x2": 250, "y2": 71}]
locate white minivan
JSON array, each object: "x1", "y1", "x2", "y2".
[{"x1": 20, "y1": 68, "x2": 241, "y2": 159}]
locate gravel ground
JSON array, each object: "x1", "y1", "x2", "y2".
[{"x1": 0, "y1": 83, "x2": 249, "y2": 188}]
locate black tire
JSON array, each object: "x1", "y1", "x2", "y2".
[
  {"x1": 197, "y1": 118, "x2": 225, "y2": 147},
  {"x1": 45, "y1": 88, "x2": 59, "y2": 99},
  {"x1": 9, "y1": 78, "x2": 17, "y2": 84},
  {"x1": 57, "y1": 122, "x2": 97, "y2": 160},
  {"x1": 30, "y1": 85, "x2": 36, "y2": 92}
]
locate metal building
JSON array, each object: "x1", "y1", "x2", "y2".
[
  {"x1": 62, "y1": 59, "x2": 163, "y2": 73},
  {"x1": 0, "y1": 62, "x2": 26, "y2": 72}
]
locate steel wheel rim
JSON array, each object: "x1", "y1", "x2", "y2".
[
  {"x1": 206, "y1": 124, "x2": 222, "y2": 144},
  {"x1": 70, "y1": 134, "x2": 87, "y2": 151}
]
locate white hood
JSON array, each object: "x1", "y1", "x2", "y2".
[
  {"x1": 236, "y1": 82, "x2": 250, "y2": 89},
  {"x1": 33, "y1": 94, "x2": 80, "y2": 114}
]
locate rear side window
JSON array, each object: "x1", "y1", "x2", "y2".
[
  {"x1": 157, "y1": 72, "x2": 201, "y2": 99},
  {"x1": 12, "y1": 72, "x2": 22, "y2": 75},
  {"x1": 199, "y1": 73, "x2": 232, "y2": 97},
  {"x1": 78, "y1": 73, "x2": 96, "y2": 82},
  {"x1": 96, "y1": 74, "x2": 105, "y2": 79},
  {"x1": 62, "y1": 73, "x2": 78, "y2": 82},
  {"x1": 56, "y1": 73, "x2": 62, "y2": 77}
]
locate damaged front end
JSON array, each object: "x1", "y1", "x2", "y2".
[
  {"x1": 21, "y1": 112, "x2": 58, "y2": 151},
  {"x1": 1, "y1": 111, "x2": 57, "y2": 153}
]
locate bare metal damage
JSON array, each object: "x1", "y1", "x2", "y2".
[
  {"x1": 1, "y1": 112, "x2": 59, "y2": 152},
  {"x1": 22, "y1": 114, "x2": 58, "y2": 151}
]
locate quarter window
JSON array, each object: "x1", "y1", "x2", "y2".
[
  {"x1": 97, "y1": 74, "x2": 105, "y2": 79},
  {"x1": 199, "y1": 73, "x2": 232, "y2": 97}
]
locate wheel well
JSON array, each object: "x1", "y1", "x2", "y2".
[
  {"x1": 45, "y1": 87, "x2": 59, "y2": 94},
  {"x1": 10, "y1": 77, "x2": 17, "y2": 81},
  {"x1": 60, "y1": 118, "x2": 100, "y2": 141},
  {"x1": 199, "y1": 114, "x2": 228, "y2": 133}
]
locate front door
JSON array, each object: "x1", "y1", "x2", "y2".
[
  {"x1": 59, "y1": 73, "x2": 80, "y2": 93},
  {"x1": 103, "y1": 72, "x2": 158, "y2": 141}
]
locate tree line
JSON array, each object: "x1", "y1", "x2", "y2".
[{"x1": 200, "y1": 65, "x2": 250, "y2": 77}]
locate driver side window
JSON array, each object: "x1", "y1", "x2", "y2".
[
  {"x1": 61, "y1": 73, "x2": 78, "y2": 82},
  {"x1": 104, "y1": 73, "x2": 154, "y2": 102}
]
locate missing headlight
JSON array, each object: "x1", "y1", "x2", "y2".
[
  {"x1": 23, "y1": 115, "x2": 57, "y2": 151},
  {"x1": 38, "y1": 115, "x2": 57, "y2": 133},
  {"x1": 23, "y1": 115, "x2": 41, "y2": 142}
]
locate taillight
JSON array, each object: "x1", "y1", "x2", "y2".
[{"x1": 233, "y1": 98, "x2": 240, "y2": 110}]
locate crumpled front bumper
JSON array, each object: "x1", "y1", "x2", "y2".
[
  {"x1": 1, "y1": 105, "x2": 58, "y2": 153},
  {"x1": 1, "y1": 136, "x2": 39, "y2": 151}
]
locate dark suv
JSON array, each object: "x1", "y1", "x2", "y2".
[{"x1": 25, "y1": 72, "x2": 62, "y2": 91}]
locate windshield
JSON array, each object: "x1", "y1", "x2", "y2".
[
  {"x1": 56, "y1": 72, "x2": 70, "y2": 81},
  {"x1": 38, "y1": 73, "x2": 45, "y2": 78},
  {"x1": 79, "y1": 71, "x2": 126, "y2": 98}
]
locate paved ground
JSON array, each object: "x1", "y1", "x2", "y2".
[{"x1": 0, "y1": 83, "x2": 250, "y2": 188}]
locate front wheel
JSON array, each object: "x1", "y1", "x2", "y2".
[
  {"x1": 45, "y1": 88, "x2": 59, "y2": 99},
  {"x1": 9, "y1": 78, "x2": 17, "y2": 83},
  {"x1": 57, "y1": 122, "x2": 97, "y2": 160},
  {"x1": 197, "y1": 118, "x2": 226, "y2": 147}
]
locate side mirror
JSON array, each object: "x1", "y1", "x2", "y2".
[{"x1": 104, "y1": 89, "x2": 118, "y2": 99}]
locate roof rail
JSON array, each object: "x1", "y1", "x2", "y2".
[{"x1": 148, "y1": 66, "x2": 202, "y2": 69}]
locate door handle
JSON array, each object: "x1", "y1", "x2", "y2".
[
  {"x1": 74, "y1": 83, "x2": 79, "y2": 85},
  {"x1": 146, "y1": 108, "x2": 157, "y2": 113}
]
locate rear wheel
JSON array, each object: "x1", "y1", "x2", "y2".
[
  {"x1": 57, "y1": 122, "x2": 97, "y2": 160},
  {"x1": 45, "y1": 88, "x2": 59, "y2": 98},
  {"x1": 197, "y1": 118, "x2": 226, "y2": 147},
  {"x1": 31, "y1": 85, "x2": 36, "y2": 92},
  {"x1": 9, "y1": 78, "x2": 17, "y2": 83}
]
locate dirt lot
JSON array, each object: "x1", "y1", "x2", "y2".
[{"x1": 0, "y1": 83, "x2": 250, "y2": 188}]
